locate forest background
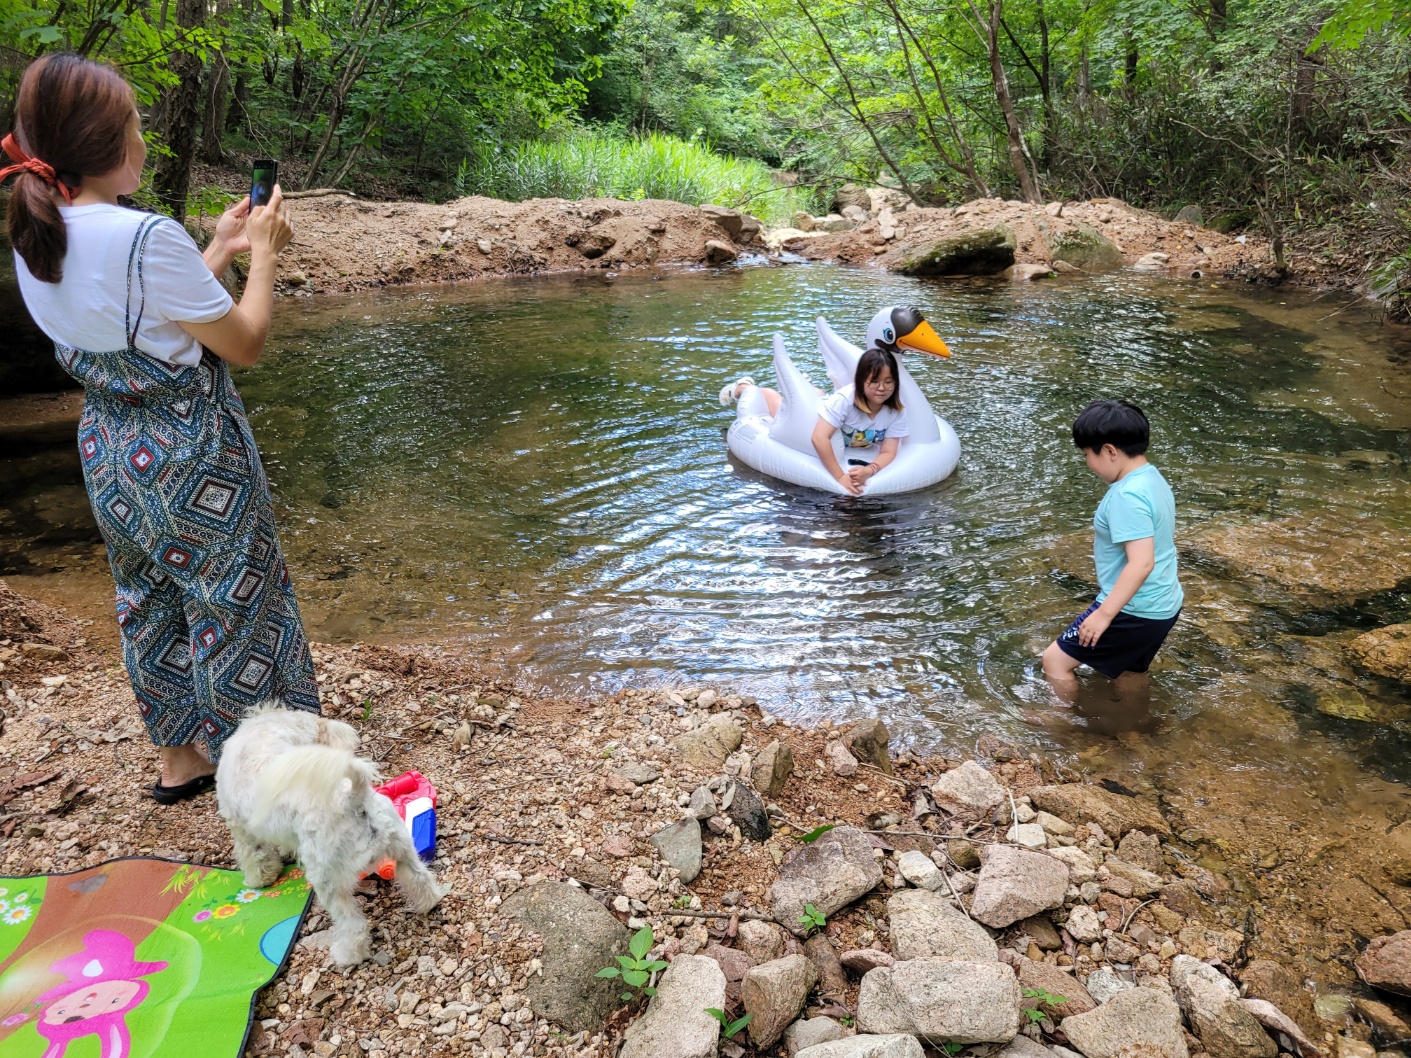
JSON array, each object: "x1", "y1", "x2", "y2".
[{"x1": 0, "y1": 0, "x2": 1408, "y2": 313}]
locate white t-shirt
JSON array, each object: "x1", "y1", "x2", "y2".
[
  {"x1": 820, "y1": 385, "x2": 911, "y2": 449},
  {"x1": 15, "y1": 203, "x2": 233, "y2": 367}
]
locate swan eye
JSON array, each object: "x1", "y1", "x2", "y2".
[{"x1": 883, "y1": 327, "x2": 895, "y2": 342}]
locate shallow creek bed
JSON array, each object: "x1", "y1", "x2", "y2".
[{"x1": 0, "y1": 577, "x2": 1407, "y2": 1058}]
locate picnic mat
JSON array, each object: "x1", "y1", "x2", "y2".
[{"x1": 0, "y1": 857, "x2": 312, "y2": 1058}]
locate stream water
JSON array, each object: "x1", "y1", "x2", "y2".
[{"x1": 5, "y1": 263, "x2": 1411, "y2": 986}]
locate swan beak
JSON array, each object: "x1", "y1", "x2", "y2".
[{"x1": 898, "y1": 319, "x2": 951, "y2": 358}]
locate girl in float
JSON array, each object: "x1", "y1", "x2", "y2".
[
  {"x1": 719, "y1": 306, "x2": 959, "y2": 496},
  {"x1": 3, "y1": 54, "x2": 320, "y2": 804}
]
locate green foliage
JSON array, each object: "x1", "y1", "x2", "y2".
[
  {"x1": 797, "y1": 903, "x2": 826, "y2": 933},
  {"x1": 794, "y1": 824, "x2": 838, "y2": 844},
  {"x1": 704, "y1": 1008, "x2": 753, "y2": 1039},
  {"x1": 460, "y1": 130, "x2": 818, "y2": 224},
  {"x1": 1022, "y1": 988, "x2": 1068, "y2": 1025},
  {"x1": 941, "y1": 1045, "x2": 963, "y2": 1057},
  {"x1": 595, "y1": 926, "x2": 668, "y2": 1002}
]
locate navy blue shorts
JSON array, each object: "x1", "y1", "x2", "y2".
[{"x1": 1054, "y1": 602, "x2": 1180, "y2": 679}]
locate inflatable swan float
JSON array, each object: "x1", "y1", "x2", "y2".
[{"x1": 726, "y1": 307, "x2": 962, "y2": 496}]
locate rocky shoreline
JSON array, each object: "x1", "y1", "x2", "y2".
[{"x1": 1, "y1": 577, "x2": 1409, "y2": 1058}]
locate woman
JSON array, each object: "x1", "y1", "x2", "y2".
[{"x1": 4, "y1": 53, "x2": 319, "y2": 803}]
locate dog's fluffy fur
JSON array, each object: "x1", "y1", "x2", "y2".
[{"x1": 216, "y1": 703, "x2": 448, "y2": 966}]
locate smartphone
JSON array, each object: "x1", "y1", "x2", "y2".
[{"x1": 251, "y1": 160, "x2": 278, "y2": 207}]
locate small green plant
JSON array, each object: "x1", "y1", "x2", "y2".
[
  {"x1": 1022, "y1": 987, "x2": 1068, "y2": 1025},
  {"x1": 838, "y1": 1013, "x2": 856, "y2": 1028},
  {"x1": 794, "y1": 824, "x2": 837, "y2": 844},
  {"x1": 672, "y1": 894, "x2": 693, "y2": 909},
  {"x1": 361, "y1": 699, "x2": 372, "y2": 721},
  {"x1": 596, "y1": 926, "x2": 668, "y2": 1002},
  {"x1": 941, "y1": 1044, "x2": 963, "y2": 1056},
  {"x1": 797, "y1": 903, "x2": 827, "y2": 933},
  {"x1": 704, "y1": 1008, "x2": 753, "y2": 1039}
]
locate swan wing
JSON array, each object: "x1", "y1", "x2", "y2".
[
  {"x1": 816, "y1": 316, "x2": 863, "y2": 392},
  {"x1": 767, "y1": 333, "x2": 825, "y2": 456}
]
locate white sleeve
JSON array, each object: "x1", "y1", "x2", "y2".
[
  {"x1": 138, "y1": 219, "x2": 233, "y2": 325},
  {"x1": 819, "y1": 389, "x2": 850, "y2": 428},
  {"x1": 889, "y1": 408, "x2": 911, "y2": 438}
]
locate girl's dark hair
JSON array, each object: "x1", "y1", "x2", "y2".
[
  {"x1": 7, "y1": 53, "x2": 135, "y2": 283},
  {"x1": 1072, "y1": 398, "x2": 1149, "y2": 456},
  {"x1": 854, "y1": 347, "x2": 903, "y2": 413}
]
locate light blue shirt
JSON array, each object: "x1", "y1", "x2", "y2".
[{"x1": 1093, "y1": 463, "x2": 1183, "y2": 620}]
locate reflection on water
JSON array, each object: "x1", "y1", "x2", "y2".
[{"x1": 5, "y1": 264, "x2": 1411, "y2": 979}]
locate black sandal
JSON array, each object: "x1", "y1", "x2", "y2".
[{"x1": 151, "y1": 774, "x2": 215, "y2": 805}]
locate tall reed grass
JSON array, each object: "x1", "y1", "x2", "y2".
[{"x1": 459, "y1": 132, "x2": 815, "y2": 226}]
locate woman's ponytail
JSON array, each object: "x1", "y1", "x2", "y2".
[
  {"x1": 3, "y1": 53, "x2": 135, "y2": 284},
  {"x1": 7, "y1": 169, "x2": 68, "y2": 283}
]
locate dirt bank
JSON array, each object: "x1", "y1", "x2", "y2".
[
  {"x1": 223, "y1": 191, "x2": 1277, "y2": 296},
  {"x1": 2, "y1": 578, "x2": 1408, "y2": 1058}
]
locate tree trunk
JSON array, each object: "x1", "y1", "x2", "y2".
[
  {"x1": 228, "y1": 73, "x2": 249, "y2": 133},
  {"x1": 978, "y1": 0, "x2": 1040, "y2": 202},
  {"x1": 152, "y1": 0, "x2": 205, "y2": 223},
  {"x1": 202, "y1": 52, "x2": 231, "y2": 164}
]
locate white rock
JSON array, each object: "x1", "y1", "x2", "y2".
[
  {"x1": 1084, "y1": 967, "x2": 1136, "y2": 1005},
  {"x1": 858, "y1": 958, "x2": 1020, "y2": 1044},
  {"x1": 931, "y1": 760, "x2": 1006, "y2": 815},
  {"x1": 1065, "y1": 904, "x2": 1104, "y2": 944},
  {"x1": 796, "y1": 1035, "x2": 924, "y2": 1058},
  {"x1": 1047, "y1": 846, "x2": 1096, "y2": 883},
  {"x1": 896, "y1": 850, "x2": 944, "y2": 891},
  {"x1": 970, "y1": 846, "x2": 1069, "y2": 928},
  {"x1": 1008, "y1": 823, "x2": 1048, "y2": 848},
  {"x1": 618, "y1": 956, "x2": 725, "y2": 1058},
  {"x1": 887, "y1": 889, "x2": 998, "y2": 962}
]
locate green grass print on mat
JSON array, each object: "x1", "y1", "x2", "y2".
[{"x1": 0, "y1": 858, "x2": 312, "y2": 1058}]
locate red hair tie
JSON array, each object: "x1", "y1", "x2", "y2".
[{"x1": 0, "y1": 133, "x2": 75, "y2": 204}]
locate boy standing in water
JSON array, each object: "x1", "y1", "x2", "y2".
[{"x1": 1042, "y1": 399, "x2": 1183, "y2": 703}]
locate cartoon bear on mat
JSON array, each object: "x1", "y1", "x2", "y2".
[{"x1": 34, "y1": 929, "x2": 167, "y2": 1058}]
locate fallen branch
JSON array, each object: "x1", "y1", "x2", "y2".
[{"x1": 284, "y1": 188, "x2": 358, "y2": 200}]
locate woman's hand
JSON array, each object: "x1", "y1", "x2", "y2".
[
  {"x1": 837, "y1": 472, "x2": 864, "y2": 496},
  {"x1": 847, "y1": 464, "x2": 874, "y2": 487},
  {"x1": 247, "y1": 185, "x2": 293, "y2": 257},
  {"x1": 212, "y1": 195, "x2": 252, "y2": 256}
]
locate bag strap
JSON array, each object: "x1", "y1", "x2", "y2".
[{"x1": 124, "y1": 215, "x2": 164, "y2": 350}]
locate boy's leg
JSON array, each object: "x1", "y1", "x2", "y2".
[{"x1": 1041, "y1": 641, "x2": 1082, "y2": 705}]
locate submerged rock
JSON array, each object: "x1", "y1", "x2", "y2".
[
  {"x1": 501, "y1": 881, "x2": 630, "y2": 1032},
  {"x1": 1347, "y1": 623, "x2": 1411, "y2": 684},
  {"x1": 857, "y1": 957, "x2": 1021, "y2": 1043},
  {"x1": 618, "y1": 955, "x2": 725, "y2": 1058},
  {"x1": 1242, "y1": 998, "x2": 1325, "y2": 1058},
  {"x1": 1238, "y1": 959, "x2": 1319, "y2": 1038},
  {"x1": 894, "y1": 225, "x2": 1016, "y2": 277},
  {"x1": 1029, "y1": 783, "x2": 1170, "y2": 838},
  {"x1": 771, "y1": 826, "x2": 884, "y2": 934}
]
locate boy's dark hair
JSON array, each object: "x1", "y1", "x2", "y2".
[
  {"x1": 1072, "y1": 399, "x2": 1149, "y2": 456},
  {"x1": 853, "y1": 347, "x2": 904, "y2": 413}
]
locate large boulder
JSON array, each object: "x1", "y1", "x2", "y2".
[
  {"x1": 1347, "y1": 624, "x2": 1411, "y2": 684},
  {"x1": 931, "y1": 760, "x2": 1006, "y2": 816},
  {"x1": 857, "y1": 958, "x2": 1020, "y2": 1044},
  {"x1": 700, "y1": 203, "x2": 747, "y2": 240},
  {"x1": 501, "y1": 881, "x2": 630, "y2": 1031},
  {"x1": 1356, "y1": 930, "x2": 1411, "y2": 997},
  {"x1": 887, "y1": 889, "x2": 998, "y2": 962},
  {"x1": 1060, "y1": 987, "x2": 1190, "y2": 1058},
  {"x1": 796, "y1": 1036, "x2": 924, "y2": 1058},
  {"x1": 1028, "y1": 784, "x2": 1170, "y2": 838},
  {"x1": 894, "y1": 225, "x2": 1016, "y2": 277},
  {"x1": 970, "y1": 846, "x2": 1069, "y2": 928},
  {"x1": 1171, "y1": 955, "x2": 1276, "y2": 1058},
  {"x1": 743, "y1": 954, "x2": 818, "y2": 1048},
  {"x1": 1048, "y1": 222, "x2": 1125, "y2": 272},
  {"x1": 771, "y1": 826, "x2": 884, "y2": 934},
  {"x1": 618, "y1": 955, "x2": 726, "y2": 1058},
  {"x1": 672, "y1": 714, "x2": 743, "y2": 770}
]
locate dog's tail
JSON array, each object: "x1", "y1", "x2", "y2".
[{"x1": 249, "y1": 745, "x2": 379, "y2": 828}]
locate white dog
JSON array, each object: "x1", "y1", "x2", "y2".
[{"x1": 216, "y1": 703, "x2": 449, "y2": 966}]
